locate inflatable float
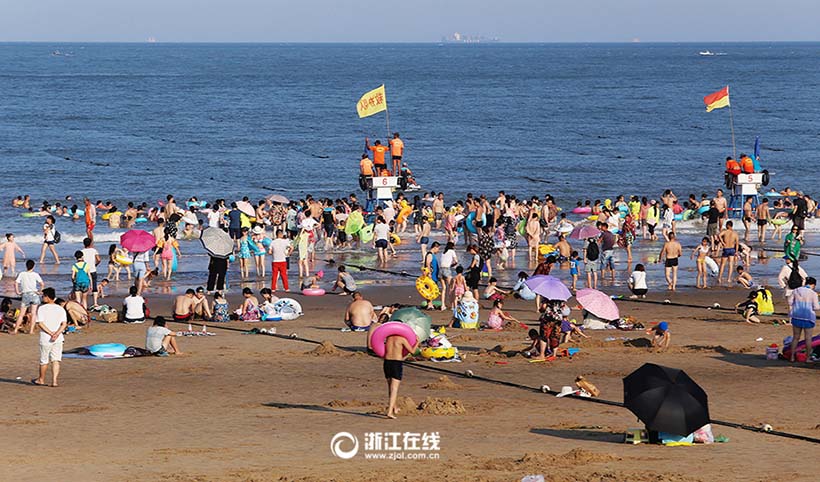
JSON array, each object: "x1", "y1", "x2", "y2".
[
  {"x1": 770, "y1": 218, "x2": 791, "y2": 226},
  {"x1": 272, "y1": 298, "x2": 303, "y2": 320},
  {"x1": 464, "y1": 212, "x2": 478, "y2": 234},
  {"x1": 344, "y1": 211, "x2": 365, "y2": 235},
  {"x1": 781, "y1": 334, "x2": 820, "y2": 362},
  {"x1": 186, "y1": 200, "x2": 207, "y2": 208},
  {"x1": 135, "y1": 217, "x2": 148, "y2": 224},
  {"x1": 88, "y1": 343, "x2": 127, "y2": 358},
  {"x1": 370, "y1": 322, "x2": 418, "y2": 358},
  {"x1": 114, "y1": 254, "x2": 133, "y2": 266},
  {"x1": 390, "y1": 233, "x2": 401, "y2": 245},
  {"x1": 704, "y1": 256, "x2": 719, "y2": 277},
  {"x1": 302, "y1": 288, "x2": 325, "y2": 296},
  {"x1": 572, "y1": 207, "x2": 592, "y2": 214},
  {"x1": 359, "y1": 224, "x2": 375, "y2": 243},
  {"x1": 416, "y1": 275, "x2": 440, "y2": 301},
  {"x1": 101, "y1": 211, "x2": 121, "y2": 221}
]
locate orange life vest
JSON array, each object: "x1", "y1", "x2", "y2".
[{"x1": 740, "y1": 156, "x2": 754, "y2": 174}]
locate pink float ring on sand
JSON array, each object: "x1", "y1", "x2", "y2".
[
  {"x1": 301, "y1": 288, "x2": 325, "y2": 296},
  {"x1": 370, "y1": 322, "x2": 418, "y2": 358}
]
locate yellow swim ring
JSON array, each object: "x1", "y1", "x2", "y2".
[
  {"x1": 416, "y1": 276, "x2": 440, "y2": 301},
  {"x1": 114, "y1": 254, "x2": 133, "y2": 266},
  {"x1": 390, "y1": 233, "x2": 401, "y2": 245},
  {"x1": 421, "y1": 346, "x2": 456, "y2": 359}
]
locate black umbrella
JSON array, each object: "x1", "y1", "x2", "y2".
[{"x1": 623, "y1": 363, "x2": 710, "y2": 436}]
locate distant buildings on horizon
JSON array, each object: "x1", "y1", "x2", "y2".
[{"x1": 442, "y1": 32, "x2": 500, "y2": 43}]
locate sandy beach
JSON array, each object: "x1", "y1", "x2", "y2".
[{"x1": 1, "y1": 284, "x2": 817, "y2": 482}]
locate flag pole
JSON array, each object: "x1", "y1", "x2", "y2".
[
  {"x1": 728, "y1": 88, "x2": 737, "y2": 160},
  {"x1": 385, "y1": 107, "x2": 391, "y2": 141}
]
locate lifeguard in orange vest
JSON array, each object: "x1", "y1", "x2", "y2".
[
  {"x1": 365, "y1": 137, "x2": 390, "y2": 174},
  {"x1": 725, "y1": 156, "x2": 741, "y2": 176},
  {"x1": 739, "y1": 153, "x2": 755, "y2": 174}
]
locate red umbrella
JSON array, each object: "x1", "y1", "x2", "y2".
[{"x1": 120, "y1": 230, "x2": 156, "y2": 253}]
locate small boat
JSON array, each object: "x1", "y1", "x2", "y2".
[{"x1": 699, "y1": 50, "x2": 715, "y2": 56}]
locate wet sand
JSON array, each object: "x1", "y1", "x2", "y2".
[{"x1": 0, "y1": 285, "x2": 818, "y2": 481}]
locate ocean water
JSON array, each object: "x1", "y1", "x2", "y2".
[{"x1": 1, "y1": 42, "x2": 819, "y2": 296}]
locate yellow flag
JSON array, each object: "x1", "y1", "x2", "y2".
[{"x1": 356, "y1": 85, "x2": 387, "y2": 118}]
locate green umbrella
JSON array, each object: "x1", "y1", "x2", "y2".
[{"x1": 390, "y1": 307, "x2": 431, "y2": 342}]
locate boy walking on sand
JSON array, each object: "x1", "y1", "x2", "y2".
[{"x1": 383, "y1": 334, "x2": 418, "y2": 419}]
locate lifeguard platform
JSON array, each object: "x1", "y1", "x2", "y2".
[
  {"x1": 727, "y1": 172, "x2": 766, "y2": 218},
  {"x1": 362, "y1": 176, "x2": 400, "y2": 215}
]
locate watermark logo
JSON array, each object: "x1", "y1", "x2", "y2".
[
  {"x1": 330, "y1": 432, "x2": 360, "y2": 459},
  {"x1": 331, "y1": 431, "x2": 441, "y2": 461}
]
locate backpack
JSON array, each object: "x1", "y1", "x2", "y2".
[
  {"x1": 53, "y1": 230, "x2": 61, "y2": 244},
  {"x1": 73, "y1": 262, "x2": 90, "y2": 291},
  {"x1": 788, "y1": 261, "x2": 804, "y2": 290},
  {"x1": 586, "y1": 239, "x2": 600, "y2": 261}
]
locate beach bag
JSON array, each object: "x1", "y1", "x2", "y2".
[
  {"x1": 53, "y1": 230, "x2": 61, "y2": 244},
  {"x1": 788, "y1": 262, "x2": 803, "y2": 290},
  {"x1": 586, "y1": 240, "x2": 599, "y2": 261},
  {"x1": 73, "y1": 262, "x2": 90, "y2": 291}
]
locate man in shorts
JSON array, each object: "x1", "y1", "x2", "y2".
[
  {"x1": 713, "y1": 189, "x2": 728, "y2": 230},
  {"x1": 658, "y1": 232, "x2": 682, "y2": 291},
  {"x1": 598, "y1": 223, "x2": 616, "y2": 282},
  {"x1": 32, "y1": 288, "x2": 67, "y2": 387},
  {"x1": 13, "y1": 259, "x2": 44, "y2": 334},
  {"x1": 389, "y1": 132, "x2": 404, "y2": 176},
  {"x1": 756, "y1": 198, "x2": 771, "y2": 243},
  {"x1": 718, "y1": 221, "x2": 739, "y2": 284},
  {"x1": 383, "y1": 332, "x2": 418, "y2": 419},
  {"x1": 343, "y1": 291, "x2": 374, "y2": 331},
  {"x1": 173, "y1": 289, "x2": 196, "y2": 322}
]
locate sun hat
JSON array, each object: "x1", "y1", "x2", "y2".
[
  {"x1": 556, "y1": 386, "x2": 578, "y2": 398},
  {"x1": 316, "y1": 270, "x2": 324, "y2": 279},
  {"x1": 252, "y1": 226, "x2": 264, "y2": 234}
]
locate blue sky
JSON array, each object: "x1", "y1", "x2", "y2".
[{"x1": 2, "y1": 0, "x2": 818, "y2": 42}]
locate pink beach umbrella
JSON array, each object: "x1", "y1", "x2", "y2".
[
  {"x1": 120, "y1": 230, "x2": 156, "y2": 253},
  {"x1": 575, "y1": 288, "x2": 620, "y2": 321},
  {"x1": 569, "y1": 225, "x2": 601, "y2": 240},
  {"x1": 235, "y1": 201, "x2": 256, "y2": 217}
]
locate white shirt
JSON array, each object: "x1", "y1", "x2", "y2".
[
  {"x1": 146, "y1": 326, "x2": 172, "y2": 353},
  {"x1": 440, "y1": 250, "x2": 459, "y2": 269},
  {"x1": 383, "y1": 206, "x2": 396, "y2": 222},
  {"x1": 81, "y1": 248, "x2": 99, "y2": 273},
  {"x1": 43, "y1": 223, "x2": 55, "y2": 242},
  {"x1": 124, "y1": 295, "x2": 145, "y2": 319},
  {"x1": 629, "y1": 271, "x2": 647, "y2": 290},
  {"x1": 16, "y1": 271, "x2": 43, "y2": 293},
  {"x1": 270, "y1": 238, "x2": 291, "y2": 262},
  {"x1": 373, "y1": 223, "x2": 390, "y2": 241},
  {"x1": 134, "y1": 251, "x2": 150, "y2": 264},
  {"x1": 37, "y1": 303, "x2": 66, "y2": 345},
  {"x1": 207, "y1": 210, "x2": 222, "y2": 228}
]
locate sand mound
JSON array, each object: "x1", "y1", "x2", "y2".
[
  {"x1": 479, "y1": 449, "x2": 620, "y2": 472},
  {"x1": 387, "y1": 396, "x2": 467, "y2": 416},
  {"x1": 423, "y1": 375, "x2": 464, "y2": 391},
  {"x1": 417, "y1": 397, "x2": 467, "y2": 415},
  {"x1": 503, "y1": 320, "x2": 528, "y2": 331},
  {"x1": 307, "y1": 341, "x2": 343, "y2": 356}
]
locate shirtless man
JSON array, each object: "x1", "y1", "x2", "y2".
[
  {"x1": 192, "y1": 287, "x2": 212, "y2": 320},
  {"x1": 173, "y1": 289, "x2": 196, "y2": 322},
  {"x1": 713, "y1": 189, "x2": 728, "y2": 230},
  {"x1": 756, "y1": 198, "x2": 771, "y2": 243},
  {"x1": 383, "y1": 333, "x2": 419, "y2": 419},
  {"x1": 554, "y1": 234, "x2": 571, "y2": 262},
  {"x1": 343, "y1": 291, "x2": 375, "y2": 332},
  {"x1": 658, "y1": 232, "x2": 683, "y2": 291},
  {"x1": 742, "y1": 197, "x2": 754, "y2": 242},
  {"x1": 432, "y1": 193, "x2": 445, "y2": 229},
  {"x1": 718, "y1": 221, "x2": 740, "y2": 283}
]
